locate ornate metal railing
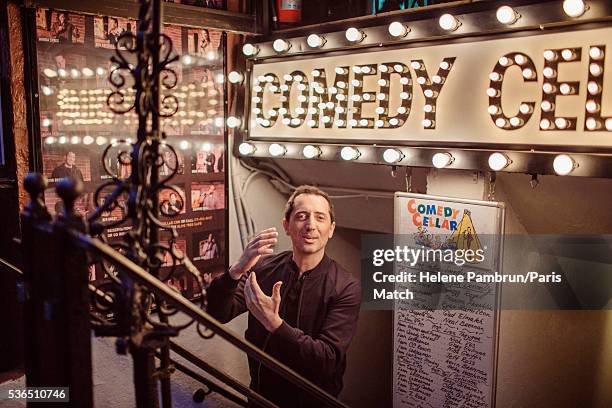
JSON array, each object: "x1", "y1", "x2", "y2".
[{"x1": 13, "y1": 0, "x2": 349, "y2": 407}]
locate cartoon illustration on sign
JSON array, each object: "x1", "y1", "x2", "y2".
[{"x1": 448, "y1": 209, "x2": 483, "y2": 252}]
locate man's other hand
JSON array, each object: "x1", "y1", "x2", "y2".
[
  {"x1": 244, "y1": 272, "x2": 283, "y2": 332},
  {"x1": 229, "y1": 228, "x2": 278, "y2": 280}
]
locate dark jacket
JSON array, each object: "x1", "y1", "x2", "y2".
[{"x1": 207, "y1": 251, "x2": 361, "y2": 407}]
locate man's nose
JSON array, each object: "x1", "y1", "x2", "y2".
[{"x1": 304, "y1": 214, "x2": 316, "y2": 228}]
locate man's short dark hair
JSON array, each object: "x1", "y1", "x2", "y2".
[{"x1": 284, "y1": 185, "x2": 335, "y2": 223}]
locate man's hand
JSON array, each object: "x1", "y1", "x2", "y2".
[
  {"x1": 244, "y1": 272, "x2": 283, "y2": 332},
  {"x1": 229, "y1": 228, "x2": 278, "y2": 280}
]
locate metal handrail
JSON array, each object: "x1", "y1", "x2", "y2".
[{"x1": 74, "y1": 231, "x2": 349, "y2": 408}]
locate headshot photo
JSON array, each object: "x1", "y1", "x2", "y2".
[
  {"x1": 159, "y1": 186, "x2": 186, "y2": 216},
  {"x1": 190, "y1": 182, "x2": 224, "y2": 211},
  {"x1": 45, "y1": 150, "x2": 91, "y2": 183}
]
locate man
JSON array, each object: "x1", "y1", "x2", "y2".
[
  {"x1": 162, "y1": 192, "x2": 182, "y2": 215},
  {"x1": 51, "y1": 151, "x2": 84, "y2": 182},
  {"x1": 207, "y1": 186, "x2": 361, "y2": 407},
  {"x1": 200, "y1": 233, "x2": 219, "y2": 260},
  {"x1": 51, "y1": 12, "x2": 79, "y2": 43}
]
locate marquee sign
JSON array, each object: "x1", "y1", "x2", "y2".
[
  {"x1": 229, "y1": 0, "x2": 612, "y2": 177},
  {"x1": 249, "y1": 27, "x2": 610, "y2": 148}
]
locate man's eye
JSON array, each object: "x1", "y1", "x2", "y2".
[{"x1": 296, "y1": 214, "x2": 307, "y2": 220}]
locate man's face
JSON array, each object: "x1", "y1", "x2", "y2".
[
  {"x1": 58, "y1": 14, "x2": 65, "y2": 24},
  {"x1": 169, "y1": 193, "x2": 177, "y2": 204},
  {"x1": 282, "y1": 194, "x2": 335, "y2": 256},
  {"x1": 66, "y1": 152, "x2": 76, "y2": 166}
]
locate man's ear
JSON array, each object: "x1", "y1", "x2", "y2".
[
  {"x1": 329, "y1": 221, "x2": 336, "y2": 239},
  {"x1": 282, "y1": 218, "x2": 289, "y2": 235}
]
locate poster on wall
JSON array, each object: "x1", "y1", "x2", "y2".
[
  {"x1": 392, "y1": 193, "x2": 505, "y2": 408},
  {"x1": 35, "y1": 7, "x2": 226, "y2": 300}
]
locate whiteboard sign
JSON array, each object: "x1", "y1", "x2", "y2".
[{"x1": 393, "y1": 193, "x2": 505, "y2": 408}]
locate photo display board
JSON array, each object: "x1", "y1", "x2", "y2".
[
  {"x1": 393, "y1": 193, "x2": 505, "y2": 408},
  {"x1": 35, "y1": 7, "x2": 227, "y2": 299}
]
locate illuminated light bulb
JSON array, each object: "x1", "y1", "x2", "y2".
[
  {"x1": 295, "y1": 107, "x2": 305, "y2": 115},
  {"x1": 335, "y1": 106, "x2": 345, "y2": 114},
  {"x1": 262, "y1": 119, "x2": 272, "y2": 126},
  {"x1": 335, "y1": 67, "x2": 348, "y2": 75},
  {"x1": 351, "y1": 94, "x2": 361, "y2": 102},
  {"x1": 307, "y1": 34, "x2": 325, "y2": 48},
  {"x1": 589, "y1": 47, "x2": 604, "y2": 60},
  {"x1": 375, "y1": 106, "x2": 385, "y2": 114},
  {"x1": 45, "y1": 137, "x2": 56, "y2": 145},
  {"x1": 226, "y1": 116, "x2": 241, "y2": 128},
  {"x1": 543, "y1": 50, "x2": 557, "y2": 61},
  {"x1": 70, "y1": 136, "x2": 81, "y2": 144},
  {"x1": 303, "y1": 145, "x2": 322, "y2": 159},
  {"x1": 377, "y1": 93, "x2": 387, "y2": 100},
  {"x1": 439, "y1": 14, "x2": 460, "y2": 31},
  {"x1": 488, "y1": 105, "x2": 501, "y2": 115},
  {"x1": 377, "y1": 79, "x2": 388, "y2": 87},
  {"x1": 487, "y1": 88, "x2": 500, "y2": 98},
  {"x1": 335, "y1": 119, "x2": 345, "y2": 127},
  {"x1": 322, "y1": 116, "x2": 331, "y2": 124},
  {"x1": 383, "y1": 148, "x2": 403, "y2": 163},
  {"x1": 589, "y1": 63, "x2": 602, "y2": 76},
  {"x1": 522, "y1": 68, "x2": 535, "y2": 79},
  {"x1": 290, "y1": 118, "x2": 301, "y2": 126},
  {"x1": 605, "y1": 118, "x2": 612, "y2": 130},
  {"x1": 498, "y1": 56, "x2": 511, "y2": 66},
  {"x1": 307, "y1": 120, "x2": 316, "y2": 127},
  {"x1": 239, "y1": 142, "x2": 256, "y2": 156},
  {"x1": 269, "y1": 85, "x2": 279, "y2": 92},
  {"x1": 311, "y1": 69, "x2": 321, "y2": 77},
  {"x1": 359, "y1": 119, "x2": 369, "y2": 126},
  {"x1": 555, "y1": 118, "x2": 569, "y2": 129},
  {"x1": 252, "y1": 96, "x2": 261, "y2": 103},
  {"x1": 540, "y1": 118, "x2": 552, "y2": 129},
  {"x1": 561, "y1": 49, "x2": 575, "y2": 61},
  {"x1": 553, "y1": 154, "x2": 577, "y2": 175},
  {"x1": 273, "y1": 39, "x2": 290, "y2": 53},
  {"x1": 43, "y1": 68, "x2": 57, "y2": 77},
  {"x1": 389, "y1": 22, "x2": 409, "y2": 38},
  {"x1": 363, "y1": 94, "x2": 373, "y2": 101},
  {"x1": 58, "y1": 136, "x2": 68, "y2": 144},
  {"x1": 586, "y1": 100, "x2": 599, "y2": 113},
  {"x1": 352, "y1": 66, "x2": 362, "y2": 74},
  {"x1": 489, "y1": 72, "x2": 502, "y2": 81},
  {"x1": 489, "y1": 152, "x2": 511, "y2": 171},
  {"x1": 258, "y1": 75, "x2": 267, "y2": 82},
  {"x1": 378, "y1": 64, "x2": 388, "y2": 73},
  {"x1": 542, "y1": 83, "x2": 555, "y2": 94},
  {"x1": 513, "y1": 55, "x2": 527, "y2": 66},
  {"x1": 563, "y1": 0, "x2": 586, "y2": 18},
  {"x1": 317, "y1": 102, "x2": 326, "y2": 109},
  {"x1": 362, "y1": 66, "x2": 372, "y2": 74},
  {"x1": 82, "y1": 67, "x2": 94, "y2": 77},
  {"x1": 432, "y1": 152, "x2": 453, "y2": 168},
  {"x1": 329, "y1": 87, "x2": 337, "y2": 94},
  {"x1": 423, "y1": 104, "x2": 434, "y2": 113},
  {"x1": 348, "y1": 119, "x2": 358, "y2": 127},
  {"x1": 440, "y1": 61, "x2": 452, "y2": 70},
  {"x1": 326, "y1": 101, "x2": 334, "y2": 109},
  {"x1": 41, "y1": 86, "x2": 53, "y2": 96},
  {"x1": 496, "y1": 6, "x2": 520, "y2": 24},
  {"x1": 252, "y1": 107, "x2": 261, "y2": 114},
  {"x1": 397, "y1": 106, "x2": 408, "y2": 114},
  {"x1": 242, "y1": 43, "x2": 259, "y2": 56},
  {"x1": 269, "y1": 143, "x2": 286, "y2": 157},
  {"x1": 177, "y1": 140, "x2": 190, "y2": 150},
  {"x1": 375, "y1": 120, "x2": 384, "y2": 128},
  {"x1": 253, "y1": 85, "x2": 263, "y2": 92},
  {"x1": 228, "y1": 71, "x2": 244, "y2": 84},
  {"x1": 282, "y1": 118, "x2": 291, "y2": 125},
  {"x1": 399, "y1": 92, "x2": 410, "y2": 100},
  {"x1": 509, "y1": 117, "x2": 523, "y2": 127},
  {"x1": 297, "y1": 95, "x2": 307, "y2": 102},
  {"x1": 400, "y1": 77, "x2": 410, "y2": 85},
  {"x1": 543, "y1": 67, "x2": 556, "y2": 78},
  {"x1": 351, "y1": 79, "x2": 361, "y2": 87},
  {"x1": 70, "y1": 68, "x2": 80, "y2": 78},
  {"x1": 58, "y1": 68, "x2": 67, "y2": 77},
  {"x1": 519, "y1": 103, "x2": 533, "y2": 114},
  {"x1": 560, "y1": 83, "x2": 573, "y2": 94},
  {"x1": 42, "y1": 118, "x2": 52, "y2": 127},
  {"x1": 389, "y1": 118, "x2": 399, "y2": 126},
  {"x1": 336, "y1": 94, "x2": 346, "y2": 101},
  {"x1": 337, "y1": 81, "x2": 346, "y2": 89},
  {"x1": 345, "y1": 27, "x2": 365, "y2": 43},
  {"x1": 585, "y1": 118, "x2": 600, "y2": 130},
  {"x1": 266, "y1": 75, "x2": 276, "y2": 82},
  {"x1": 422, "y1": 119, "x2": 434, "y2": 128},
  {"x1": 587, "y1": 81, "x2": 601, "y2": 94},
  {"x1": 340, "y1": 146, "x2": 360, "y2": 161},
  {"x1": 280, "y1": 84, "x2": 289, "y2": 91},
  {"x1": 495, "y1": 118, "x2": 507, "y2": 127},
  {"x1": 432, "y1": 75, "x2": 444, "y2": 84},
  {"x1": 393, "y1": 64, "x2": 404, "y2": 73},
  {"x1": 411, "y1": 61, "x2": 422, "y2": 70}
]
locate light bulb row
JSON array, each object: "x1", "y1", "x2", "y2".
[
  {"x1": 242, "y1": 1, "x2": 589, "y2": 57},
  {"x1": 237, "y1": 142, "x2": 583, "y2": 175}
]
